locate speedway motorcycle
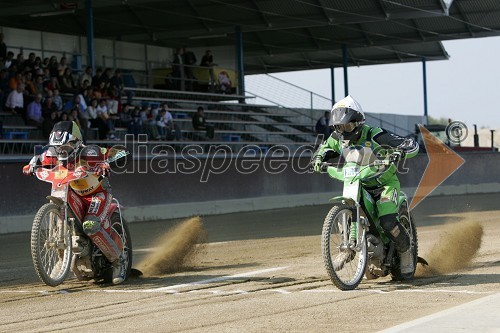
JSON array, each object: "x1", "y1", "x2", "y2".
[
  {"x1": 320, "y1": 146, "x2": 423, "y2": 291},
  {"x1": 30, "y1": 161, "x2": 132, "y2": 287}
]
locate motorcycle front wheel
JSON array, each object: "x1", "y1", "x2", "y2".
[
  {"x1": 31, "y1": 203, "x2": 72, "y2": 287},
  {"x1": 321, "y1": 204, "x2": 367, "y2": 291}
]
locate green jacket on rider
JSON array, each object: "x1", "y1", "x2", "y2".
[{"x1": 314, "y1": 124, "x2": 419, "y2": 217}]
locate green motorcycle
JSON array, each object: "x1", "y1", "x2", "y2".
[{"x1": 320, "y1": 146, "x2": 423, "y2": 290}]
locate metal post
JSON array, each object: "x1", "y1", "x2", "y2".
[
  {"x1": 491, "y1": 130, "x2": 495, "y2": 151},
  {"x1": 235, "y1": 26, "x2": 245, "y2": 99},
  {"x1": 85, "y1": 0, "x2": 95, "y2": 71},
  {"x1": 422, "y1": 58, "x2": 428, "y2": 118},
  {"x1": 342, "y1": 44, "x2": 349, "y2": 96},
  {"x1": 330, "y1": 65, "x2": 335, "y2": 104},
  {"x1": 473, "y1": 124, "x2": 479, "y2": 147}
]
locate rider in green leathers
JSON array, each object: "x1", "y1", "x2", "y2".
[{"x1": 312, "y1": 95, "x2": 419, "y2": 274}]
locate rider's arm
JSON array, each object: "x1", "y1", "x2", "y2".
[
  {"x1": 23, "y1": 149, "x2": 58, "y2": 175},
  {"x1": 313, "y1": 133, "x2": 342, "y2": 161},
  {"x1": 371, "y1": 128, "x2": 419, "y2": 159}
]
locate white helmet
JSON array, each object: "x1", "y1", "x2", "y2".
[{"x1": 329, "y1": 95, "x2": 366, "y2": 140}]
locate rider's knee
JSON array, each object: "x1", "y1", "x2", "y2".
[{"x1": 82, "y1": 216, "x2": 101, "y2": 235}]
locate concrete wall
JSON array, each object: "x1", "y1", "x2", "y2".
[{"x1": 1, "y1": 152, "x2": 499, "y2": 233}]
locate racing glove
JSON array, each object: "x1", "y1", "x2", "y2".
[
  {"x1": 389, "y1": 151, "x2": 404, "y2": 163},
  {"x1": 311, "y1": 155, "x2": 323, "y2": 173},
  {"x1": 95, "y1": 162, "x2": 111, "y2": 177},
  {"x1": 22, "y1": 156, "x2": 38, "y2": 176}
]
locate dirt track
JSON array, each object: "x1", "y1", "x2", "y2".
[{"x1": 0, "y1": 194, "x2": 499, "y2": 332}]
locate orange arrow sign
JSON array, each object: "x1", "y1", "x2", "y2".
[{"x1": 409, "y1": 125, "x2": 465, "y2": 210}]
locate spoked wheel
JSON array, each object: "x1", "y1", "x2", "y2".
[
  {"x1": 103, "y1": 212, "x2": 133, "y2": 283},
  {"x1": 322, "y1": 204, "x2": 367, "y2": 291},
  {"x1": 31, "y1": 203, "x2": 72, "y2": 287},
  {"x1": 391, "y1": 204, "x2": 418, "y2": 281}
]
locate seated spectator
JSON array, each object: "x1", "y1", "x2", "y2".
[
  {"x1": 315, "y1": 111, "x2": 332, "y2": 139},
  {"x1": 140, "y1": 105, "x2": 160, "y2": 140},
  {"x1": 3, "y1": 51, "x2": 15, "y2": 70},
  {"x1": 128, "y1": 106, "x2": 142, "y2": 139},
  {"x1": 96, "y1": 98, "x2": 117, "y2": 140},
  {"x1": 87, "y1": 98, "x2": 108, "y2": 140},
  {"x1": 24, "y1": 72, "x2": 37, "y2": 95},
  {"x1": 59, "y1": 67, "x2": 76, "y2": 94},
  {"x1": 218, "y1": 71, "x2": 232, "y2": 94},
  {"x1": 42, "y1": 95, "x2": 58, "y2": 117},
  {"x1": 192, "y1": 106, "x2": 214, "y2": 139},
  {"x1": 26, "y1": 93, "x2": 44, "y2": 128},
  {"x1": 79, "y1": 66, "x2": 93, "y2": 89},
  {"x1": 52, "y1": 89, "x2": 63, "y2": 112},
  {"x1": 5, "y1": 82, "x2": 25, "y2": 116},
  {"x1": 0, "y1": 69, "x2": 8, "y2": 110},
  {"x1": 156, "y1": 103, "x2": 181, "y2": 141},
  {"x1": 42, "y1": 111, "x2": 58, "y2": 137}
]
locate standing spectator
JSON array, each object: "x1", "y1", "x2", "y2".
[
  {"x1": 0, "y1": 33, "x2": 6, "y2": 62},
  {"x1": 200, "y1": 50, "x2": 216, "y2": 92},
  {"x1": 315, "y1": 111, "x2": 332, "y2": 139},
  {"x1": 182, "y1": 47, "x2": 197, "y2": 91},
  {"x1": 156, "y1": 103, "x2": 181, "y2": 140},
  {"x1": 5, "y1": 82, "x2": 25, "y2": 116},
  {"x1": 192, "y1": 106, "x2": 214, "y2": 139},
  {"x1": 26, "y1": 93, "x2": 43, "y2": 128},
  {"x1": 171, "y1": 48, "x2": 184, "y2": 90}
]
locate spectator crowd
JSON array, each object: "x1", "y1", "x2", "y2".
[{"x1": 0, "y1": 37, "x2": 215, "y2": 142}]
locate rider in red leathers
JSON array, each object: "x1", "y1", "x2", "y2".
[{"x1": 23, "y1": 121, "x2": 129, "y2": 284}]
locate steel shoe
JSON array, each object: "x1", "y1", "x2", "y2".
[
  {"x1": 112, "y1": 260, "x2": 126, "y2": 285},
  {"x1": 50, "y1": 258, "x2": 63, "y2": 279},
  {"x1": 333, "y1": 250, "x2": 355, "y2": 271},
  {"x1": 399, "y1": 249, "x2": 414, "y2": 274}
]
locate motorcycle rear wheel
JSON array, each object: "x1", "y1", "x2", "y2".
[
  {"x1": 322, "y1": 204, "x2": 367, "y2": 291},
  {"x1": 31, "y1": 203, "x2": 72, "y2": 287}
]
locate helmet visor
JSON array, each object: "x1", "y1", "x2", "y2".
[{"x1": 333, "y1": 123, "x2": 356, "y2": 134}]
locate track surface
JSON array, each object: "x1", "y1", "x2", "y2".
[{"x1": 1, "y1": 193, "x2": 499, "y2": 332}]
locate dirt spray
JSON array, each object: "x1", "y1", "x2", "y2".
[
  {"x1": 137, "y1": 216, "x2": 207, "y2": 276},
  {"x1": 416, "y1": 220, "x2": 483, "y2": 277}
]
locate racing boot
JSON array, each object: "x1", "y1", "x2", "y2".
[
  {"x1": 333, "y1": 250, "x2": 355, "y2": 271},
  {"x1": 112, "y1": 258, "x2": 126, "y2": 285},
  {"x1": 380, "y1": 214, "x2": 414, "y2": 274}
]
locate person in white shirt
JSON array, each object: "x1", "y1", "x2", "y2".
[
  {"x1": 156, "y1": 102, "x2": 181, "y2": 140},
  {"x1": 5, "y1": 83, "x2": 25, "y2": 115}
]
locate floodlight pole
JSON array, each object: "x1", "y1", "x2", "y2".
[
  {"x1": 330, "y1": 65, "x2": 335, "y2": 104},
  {"x1": 236, "y1": 26, "x2": 245, "y2": 100},
  {"x1": 342, "y1": 44, "x2": 349, "y2": 96},
  {"x1": 422, "y1": 57, "x2": 428, "y2": 120},
  {"x1": 85, "y1": 0, "x2": 95, "y2": 72}
]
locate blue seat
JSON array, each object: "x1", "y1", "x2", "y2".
[{"x1": 5, "y1": 131, "x2": 29, "y2": 140}]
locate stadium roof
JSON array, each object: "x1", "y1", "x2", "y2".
[{"x1": 1, "y1": 0, "x2": 499, "y2": 74}]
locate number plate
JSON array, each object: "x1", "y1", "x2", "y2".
[{"x1": 343, "y1": 166, "x2": 359, "y2": 178}]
